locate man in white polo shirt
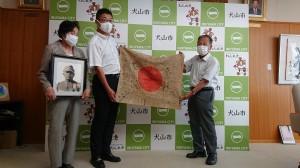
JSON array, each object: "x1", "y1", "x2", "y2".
[{"x1": 87, "y1": 8, "x2": 121, "y2": 168}]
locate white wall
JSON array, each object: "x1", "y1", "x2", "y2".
[
  {"x1": 0, "y1": 0, "x2": 299, "y2": 22},
  {"x1": 266, "y1": 0, "x2": 300, "y2": 22}
]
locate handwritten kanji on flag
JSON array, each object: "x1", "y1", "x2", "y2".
[{"x1": 116, "y1": 47, "x2": 184, "y2": 109}]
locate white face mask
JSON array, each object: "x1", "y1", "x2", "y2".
[
  {"x1": 65, "y1": 34, "x2": 78, "y2": 47},
  {"x1": 197, "y1": 45, "x2": 209, "y2": 56},
  {"x1": 97, "y1": 20, "x2": 113, "y2": 34}
]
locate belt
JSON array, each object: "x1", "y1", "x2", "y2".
[
  {"x1": 190, "y1": 87, "x2": 214, "y2": 92},
  {"x1": 105, "y1": 74, "x2": 120, "y2": 78}
]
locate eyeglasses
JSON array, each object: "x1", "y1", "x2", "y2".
[{"x1": 99, "y1": 18, "x2": 113, "y2": 23}]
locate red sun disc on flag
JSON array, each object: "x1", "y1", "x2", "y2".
[{"x1": 138, "y1": 66, "x2": 163, "y2": 92}]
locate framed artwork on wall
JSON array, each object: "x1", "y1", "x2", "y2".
[
  {"x1": 278, "y1": 34, "x2": 300, "y2": 85},
  {"x1": 18, "y1": 0, "x2": 45, "y2": 10},
  {"x1": 244, "y1": 0, "x2": 266, "y2": 21},
  {"x1": 49, "y1": 54, "x2": 87, "y2": 96}
]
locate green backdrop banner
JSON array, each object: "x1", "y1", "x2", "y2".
[{"x1": 46, "y1": 0, "x2": 249, "y2": 152}]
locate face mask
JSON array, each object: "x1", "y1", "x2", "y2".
[
  {"x1": 97, "y1": 20, "x2": 113, "y2": 34},
  {"x1": 197, "y1": 45, "x2": 209, "y2": 56},
  {"x1": 65, "y1": 34, "x2": 78, "y2": 47}
]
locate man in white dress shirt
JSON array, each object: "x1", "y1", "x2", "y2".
[
  {"x1": 87, "y1": 8, "x2": 121, "y2": 168},
  {"x1": 180, "y1": 35, "x2": 220, "y2": 165}
]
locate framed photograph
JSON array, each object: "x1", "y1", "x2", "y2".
[
  {"x1": 278, "y1": 125, "x2": 295, "y2": 144},
  {"x1": 278, "y1": 34, "x2": 300, "y2": 85},
  {"x1": 50, "y1": 54, "x2": 87, "y2": 96},
  {"x1": 0, "y1": 83, "x2": 10, "y2": 101},
  {"x1": 18, "y1": 0, "x2": 45, "y2": 10},
  {"x1": 244, "y1": 0, "x2": 266, "y2": 21}
]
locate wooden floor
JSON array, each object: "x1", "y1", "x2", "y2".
[{"x1": 1, "y1": 143, "x2": 300, "y2": 168}]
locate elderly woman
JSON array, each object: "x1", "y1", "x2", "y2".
[{"x1": 37, "y1": 20, "x2": 90, "y2": 168}]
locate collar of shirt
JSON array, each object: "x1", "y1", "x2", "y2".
[
  {"x1": 197, "y1": 53, "x2": 211, "y2": 62},
  {"x1": 95, "y1": 31, "x2": 110, "y2": 39}
]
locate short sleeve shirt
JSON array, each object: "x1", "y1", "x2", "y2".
[
  {"x1": 87, "y1": 32, "x2": 120, "y2": 74},
  {"x1": 185, "y1": 53, "x2": 220, "y2": 88}
]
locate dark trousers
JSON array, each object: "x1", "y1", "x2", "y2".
[
  {"x1": 90, "y1": 74, "x2": 119, "y2": 158},
  {"x1": 188, "y1": 89, "x2": 217, "y2": 154}
]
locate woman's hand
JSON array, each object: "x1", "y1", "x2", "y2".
[{"x1": 45, "y1": 87, "x2": 56, "y2": 100}]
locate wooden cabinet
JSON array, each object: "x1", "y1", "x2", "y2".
[
  {"x1": 0, "y1": 8, "x2": 49, "y2": 144},
  {"x1": 0, "y1": 101, "x2": 23, "y2": 146}
]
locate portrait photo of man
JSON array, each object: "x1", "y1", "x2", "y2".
[
  {"x1": 56, "y1": 65, "x2": 81, "y2": 92},
  {"x1": 249, "y1": 0, "x2": 262, "y2": 16}
]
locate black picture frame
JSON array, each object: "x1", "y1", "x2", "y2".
[{"x1": 49, "y1": 54, "x2": 87, "y2": 96}]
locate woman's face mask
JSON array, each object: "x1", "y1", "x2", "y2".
[{"x1": 65, "y1": 34, "x2": 78, "y2": 47}]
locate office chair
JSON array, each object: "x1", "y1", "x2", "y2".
[{"x1": 290, "y1": 83, "x2": 300, "y2": 168}]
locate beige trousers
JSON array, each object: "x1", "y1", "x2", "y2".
[{"x1": 47, "y1": 97, "x2": 81, "y2": 168}]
